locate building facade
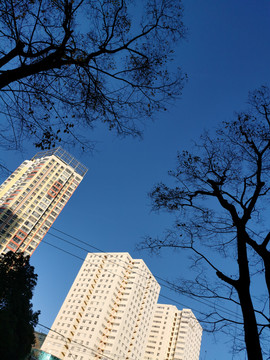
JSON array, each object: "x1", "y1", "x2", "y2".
[
  {"x1": 144, "y1": 305, "x2": 202, "y2": 360},
  {"x1": 33, "y1": 331, "x2": 47, "y2": 350},
  {"x1": 0, "y1": 147, "x2": 87, "y2": 256},
  {"x1": 41, "y1": 253, "x2": 202, "y2": 360},
  {"x1": 41, "y1": 252, "x2": 161, "y2": 360}
]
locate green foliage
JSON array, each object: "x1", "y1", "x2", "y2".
[{"x1": 0, "y1": 251, "x2": 40, "y2": 360}]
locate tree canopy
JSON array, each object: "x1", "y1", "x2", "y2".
[
  {"x1": 140, "y1": 86, "x2": 270, "y2": 359},
  {"x1": 0, "y1": 251, "x2": 39, "y2": 360},
  {"x1": 0, "y1": 0, "x2": 185, "y2": 152}
]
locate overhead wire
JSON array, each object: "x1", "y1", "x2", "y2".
[
  {"x1": 47, "y1": 228, "x2": 244, "y2": 322},
  {"x1": 37, "y1": 242, "x2": 245, "y2": 360},
  {"x1": 38, "y1": 320, "x2": 205, "y2": 360},
  {"x1": 41, "y1": 239, "x2": 243, "y2": 326},
  {"x1": 38, "y1": 322, "x2": 118, "y2": 360},
  {"x1": 34, "y1": 232, "x2": 249, "y2": 359},
  {"x1": 41, "y1": 240, "x2": 211, "y2": 349},
  {"x1": 47, "y1": 226, "x2": 244, "y2": 322},
  {"x1": 42, "y1": 239, "x2": 196, "y2": 315}
]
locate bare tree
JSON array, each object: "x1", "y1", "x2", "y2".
[
  {"x1": 139, "y1": 86, "x2": 270, "y2": 359},
  {"x1": 0, "y1": 0, "x2": 185, "y2": 152}
]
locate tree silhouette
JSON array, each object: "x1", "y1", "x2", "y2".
[
  {"x1": 0, "y1": 251, "x2": 39, "y2": 360},
  {"x1": 0, "y1": 0, "x2": 185, "y2": 152},
  {"x1": 139, "y1": 86, "x2": 270, "y2": 359}
]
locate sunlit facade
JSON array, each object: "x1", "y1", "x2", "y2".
[
  {"x1": 0, "y1": 147, "x2": 87, "y2": 256},
  {"x1": 41, "y1": 252, "x2": 161, "y2": 360},
  {"x1": 144, "y1": 305, "x2": 202, "y2": 360}
]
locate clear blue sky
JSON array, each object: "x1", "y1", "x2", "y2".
[{"x1": 1, "y1": 1, "x2": 270, "y2": 359}]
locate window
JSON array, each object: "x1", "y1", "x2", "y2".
[{"x1": 7, "y1": 242, "x2": 17, "y2": 250}]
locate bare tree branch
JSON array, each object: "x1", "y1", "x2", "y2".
[
  {"x1": 140, "y1": 86, "x2": 270, "y2": 359},
  {"x1": 0, "y1": 0, "x2": 186, "y2": 150}
]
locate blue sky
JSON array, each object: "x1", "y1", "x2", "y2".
[{"x1": 1, "y1": 1, "x2": 270, "y2": 359}]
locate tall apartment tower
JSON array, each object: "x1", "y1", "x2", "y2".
[
  {"x1": 41, "y1": 252, "x2": 161, "y2": 360},
  {"x1": 144, "y1": 304, "x2": 202, "y2": 360},
  {"x1": 0, "y1": 147, "x2": 87, "y2": 257}
]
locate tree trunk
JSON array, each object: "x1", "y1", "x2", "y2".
[
  {"x1": 237, "y1": 286, "x2": 263, "y2": 360},
  {"x1": 237, "y1": 229, "x2": 263, "y2": 360},
  {"x1": 263, "y1": 255, "x2": 270, "y2": 320}
]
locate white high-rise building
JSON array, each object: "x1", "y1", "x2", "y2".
[
  {"x1": 0, "y1": 147, "x2": 87, "y2": 256},
  {"x1": 144, "y1": 304, "x2": 202, "y2": 360},
  {"x1": 41, "y1": 252, "x2": 161, "y2": 360}
]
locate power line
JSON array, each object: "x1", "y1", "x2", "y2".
[
  {"x1": 47, "y1": 228, "x2": 244, "y2": 321},
  {"x1": 47, "y1": 227, "x2": 244, "y2": 322},
  {"x1": 35, "y1": 238, "x2": 247, "y2": 359},
  {"x1": 42, "y1": 236, "x2": 243, "y2": 325},
  {"x1": 38, "y1": 320, "x2": 204, "y2": 360},
  {"x1": 38, "y1": 322, "x2": 119, "y2": 360},
  {"x1": 42, "y1": 239, "x2": 214, "y2": 330}
]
